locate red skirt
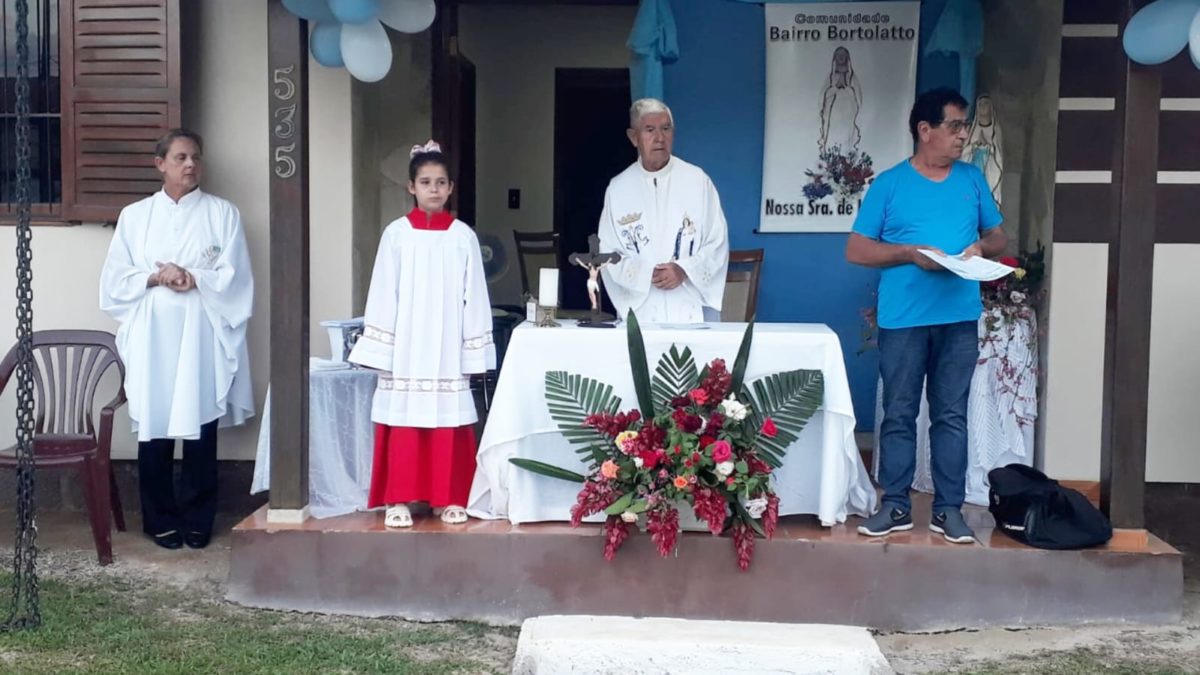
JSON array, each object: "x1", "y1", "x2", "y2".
[{"x1": 367, "y1": 424, "x2": 478, "y2": 509}]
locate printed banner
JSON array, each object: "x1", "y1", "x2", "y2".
[{"x1": 760, "y1": 2, "x2": 920, "y2": 233}]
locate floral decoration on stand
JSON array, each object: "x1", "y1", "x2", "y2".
[{"x1": 510, "y1": 313, "x2": 824, "y2": 571}]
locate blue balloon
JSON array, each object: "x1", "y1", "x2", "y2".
[
  {"x1": 310, "y1": 22, "x2": 344, "y2": 68},
  {"x1": 282, "y1": 0, "x2": 336, "y2": 23},
  {"x1": 330, "y1": 0, "x2": 380, "y2": 25},
  {"x1": 1123, "y1": 0, "x2": 1200, "y2": 65}
]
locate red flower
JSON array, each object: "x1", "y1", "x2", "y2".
[
  {"x1": 646, "y1": 506, "x2": 680, "y2": 557},
  {"x1": 692, "y1": 486, "x2": 728, "y2": 535},
  {"x1": 689, "y1": 388, "x2": 709, "y2": 405},
  {"x1": 671, "y1": 408, "x2": 702, "y2": 433},
  {"x1": 708, "y1": 412, "x2": 726, "y2": 431},
  {"x1": 732, "y1": 519, "x2": 756, "y2": 571},
  {"x1": 761, "y1": 418, "x2": 778, "y2": 438},
  {"x1": 763, "y1": 493, "x2": 780, "y2": 539},
  {"x1": 691, "y1": 452, "x2": 702, "y2": 464},
  {"x1": 710, "y1": 440, "x2": 733, "y2": 464},
  {"x1": 603, "y1": 516, "x2": 631, "y2": 561},
  {"x1": 698, "y1": 435, "x2": 716, "y2": 449},
  {"x1": 639, "y1": 449, "x2": 663, "y2": 470},
  {"x1": 726, "y1": 477, "x2": 736, "y2": 487}
]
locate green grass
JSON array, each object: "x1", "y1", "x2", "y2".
[
  {"x1": 0, "y1": 573, "x2": 515, "y2": 674},
  {"x1": 949, "y1": 648, "x2": 1192, "y2": 675}
]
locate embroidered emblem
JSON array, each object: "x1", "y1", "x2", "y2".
[
  {"x1": 618, "y1": 212, "x2": 641, "y2": 226},
  {"x1": 363, "y1": 324, "x2": 395, "y2": 345},
  {"x1": 463, "y1": 332, "x2": 494, "y2": 350},
  {"x1": 377, "y1": 375, "x2": 471, "y2": 393},
  {"x1": 200, "y1": 245, "x2": 222, "y2": 268}
]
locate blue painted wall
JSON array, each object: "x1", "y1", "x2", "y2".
[{"x1": 665, "y1": 0, "x2": 883, "y2": 428}]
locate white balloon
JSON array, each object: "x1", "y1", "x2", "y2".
[
  {"x1": 378, "y1": 0, "x2": 436, "y2": 34},
  {"x1": 341, "y1": 19, "x2": 392, "y2": 83},
  {"x1": 1190, "y1": 9, "x2": 1200, "y2": 70}
]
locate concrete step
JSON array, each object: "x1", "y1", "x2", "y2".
[{"x1": 512, "y1": 615, "x2": 893, "y2": 674}]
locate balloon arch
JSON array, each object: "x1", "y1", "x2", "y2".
[{"x1": 1122, "y1": 0, "x2": 1200, "y2": 69}]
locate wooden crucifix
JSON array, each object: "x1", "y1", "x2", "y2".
[{"x1": 567, "y1": 234, "x2": 622, "y2": 327}]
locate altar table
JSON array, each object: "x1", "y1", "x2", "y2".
[{"x1": 467, "y1": 321, "x2": 877, "y2": 526}]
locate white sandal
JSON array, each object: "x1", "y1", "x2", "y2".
[
  {"x1": 440, "y1": 505, "x2": 468, "y2": 525},
  {"x1": 384, "y1": 504, "x2": 413, "y2": 528}
]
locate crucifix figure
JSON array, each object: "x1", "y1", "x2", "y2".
[{"x1": 568, "y1": 234, "x2": 622, "y2": 326}]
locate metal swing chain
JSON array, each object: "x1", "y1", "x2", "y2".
[{"x1": 2, "y1": 0, "x2": 42, "y2": 633}]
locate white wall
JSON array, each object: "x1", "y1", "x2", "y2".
[
  {"x1": 0, "y1": 0, "x2": 354, "y2": 461},
  {"x1": 458, "y1": 4, "x2": 635, "y2": 306},
  {"x1": 1041, "y1": 242, "x2": 1107, "y2": 481},
  {"x1": 1146, "y1": 244, "x2": 1200, "y2": 482}
]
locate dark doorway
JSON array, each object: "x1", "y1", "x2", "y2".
[
  {"x1": 554, "y1": 67, "x2": 634, "y2": 312},
  {"x1": 456, "y1": 56, "x2": 477, "y2": 227}
]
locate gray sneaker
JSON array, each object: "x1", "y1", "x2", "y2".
[
  {"x1": 857, "y1": 507, "x2": 913, "y2": 537},
  {"x1": 930, "y1": 509, "x2": 976, "y2": 544}
]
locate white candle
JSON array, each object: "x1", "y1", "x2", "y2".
[{"x1": 538, "y1": 268, "x2": 559, "y2": 307}]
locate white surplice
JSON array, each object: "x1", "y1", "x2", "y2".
[
  {"x1": 348, "y1": 215, "x2": 496, "y2": 428},
  {"x1": 99, "y1": 189, "x2": 255, "y2": 442},
  {"x1": 598, "y1": 156, "x2": 730, "y2": 323}
]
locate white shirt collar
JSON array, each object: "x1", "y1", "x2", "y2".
[
  {"x1": 157, "y1": 187, "x2": 204, "y2": 207},
  {"x1": 637, "y1": 155, "x2": 675, "y2": 180}
]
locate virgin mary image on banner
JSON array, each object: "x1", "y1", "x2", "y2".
[{"x1": 819, "y1": 46, "x2": 863, "y2": 155}]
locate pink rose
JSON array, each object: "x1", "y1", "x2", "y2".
[
  {"x1": 689, "y1": 388, "x2": 709, "y2": 405},
  {"x1": 600, "y1": 460, "x2": 619, "y2": 480},
  {"x1": 711, "y1": 440, "x2": 733, "y2": 464}
]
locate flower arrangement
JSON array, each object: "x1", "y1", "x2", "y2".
[
  {"x1": 981, "y1": 245, "x2": 1045, "y2": 334},
  {"x1": 803, "y1": 145, "x2": 875, "y2": 205},
  {"x1": 511, "y1": 314, "x2": 824, "y2": 571}
]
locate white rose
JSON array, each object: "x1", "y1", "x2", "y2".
[
  {"x1": 1010, "y1": 291, "x2": 1026, "y2": 304},
  {"x1": 620, "y1": 511, "x2": 638, "y2": 524},
  {"x1": 744, "y1": 497, "x2": 768, "y2": 519},
  {"x1": 633, "y1": 456, "x2": 644, "y2": 469},
  {"x1": 715, "y1": 461, "x2": 736, "y2": 478},
  {"x1": 720, "y1": 397, "x2": 749, "y2": 421}
]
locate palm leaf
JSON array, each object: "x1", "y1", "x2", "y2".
[
  {"x1": 507, "y1": 458, "x2": 587, "y2": 483},
  {"x1": 740, "y1": 369, "x2": 824, "y2": 468},
  {"x1": 651, "y1": 345, "x2": 699, "y2": 411},
  {"x1": 625, "y1": 309, "x2": 656, "y2": 418},
  {"x1": 545, "y1": 370, "x2": 622, "y2": 465},
  {"x1": 730, "y1": 321, "x2": 755, "y2": 396}
]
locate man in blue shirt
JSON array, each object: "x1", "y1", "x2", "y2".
[{"x1": 846, "y1": 88, "x2": 1007, "y2": 543}]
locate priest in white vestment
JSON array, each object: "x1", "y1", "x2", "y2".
[
  {"x1": 598, "y1": 98, "x2": 730, "y2": 323},
  {"x1": 99, "y1": 129, "x2": 255, "y2": 551}
]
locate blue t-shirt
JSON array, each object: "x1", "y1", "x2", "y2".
[{"x1": 852, "y1": 160, "x2": 1003, "y2": 330}]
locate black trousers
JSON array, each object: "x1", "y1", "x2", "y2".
[{"x1": 138, "y1": 420, "x2": 219, "y2": 536}]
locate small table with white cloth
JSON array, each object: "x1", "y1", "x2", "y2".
[
  {"x1": 466, "y1": 321, "x2": 877, "y2": 526},
  {"x1": 251, "y1": 360, "x2": 378, "y2": 518}
]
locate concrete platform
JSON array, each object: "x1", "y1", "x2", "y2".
[
  {"x1": 226, "y1": 493, "x2": 1183, "y2": 631},
  {"x1": 511, "y1": 615, "x2": 893, "y2": 674}
]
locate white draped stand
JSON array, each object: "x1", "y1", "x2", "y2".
[
  {"x1": 252, "y1": 362, "x2": 378, "y2": 518},
  {"x1": 872, "y1": 310, "x2": 1038, "y2": 506},
  {"x1": 467, "y1": 321, "x2": 877, "y2": 526}
]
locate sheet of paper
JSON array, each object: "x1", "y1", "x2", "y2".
[{"x1": 917, "y1": 249, "x2": 1015, "y2": 282}]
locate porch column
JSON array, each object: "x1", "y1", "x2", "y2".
[{"x1": 266, "y1": 0, "x2": 311, "y2": 523}]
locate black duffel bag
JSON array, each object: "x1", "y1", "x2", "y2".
[{"x1": 987, "y1": 464, "x2": 1113, "y2": 550}]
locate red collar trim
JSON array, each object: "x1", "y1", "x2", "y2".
[{"x1": 407, "y1": 208, "x2": 454, "y2": 231}]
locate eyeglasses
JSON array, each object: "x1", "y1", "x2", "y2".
[{"x1": 938, "y1": 119, "x2": 969, "y2": 133}]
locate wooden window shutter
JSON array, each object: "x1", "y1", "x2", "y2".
[{"x1": 60, "y1": 0, "x2": 181, "y2": 222}]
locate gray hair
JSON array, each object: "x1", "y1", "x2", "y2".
[
  {"x1": 629, "y1": 98, "x2": 674, "y2": 129},
  {"x1": 155, "y1": 128, "x2": 204, "y2": 158}
]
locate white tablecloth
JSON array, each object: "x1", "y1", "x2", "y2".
[
  {"x1": 251, "y1": 364, "x2": 378, "y2": 518},
  {"x1": 872, "y1": 310, "x2": 1038, "y2": 506},
  {"x1": 467, "y1": 321, "x2": 877, "y2": 526}
]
